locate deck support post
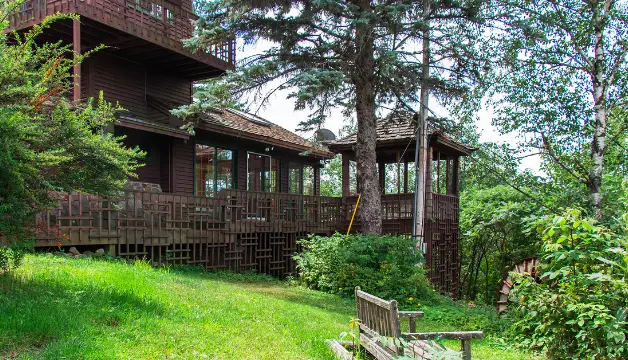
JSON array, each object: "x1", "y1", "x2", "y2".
[{"x1": 72, "y1": 19, "x2": 81, "y2": 101}]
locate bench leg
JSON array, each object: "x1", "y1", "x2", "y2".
[{"x1": 461, "y1": 340, "x2": 471, "y2": 360}]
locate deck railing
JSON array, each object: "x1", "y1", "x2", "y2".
[
  {"x1": 6, "y1": 0, "x2": 236, "y2": 66},
  {"x1": 24, "y1": 189, "x2": 459, "y2": 288}
]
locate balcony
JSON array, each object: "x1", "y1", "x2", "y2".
[{"x1": 6, "y1": 0, "x2": 235, "y2": 78}]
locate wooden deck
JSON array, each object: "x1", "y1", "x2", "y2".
[
  {"x1": 6, "y1": 0, "x2": 235, "y2": 71},
  {"x1": 27, "y1": 190, "x2": 459, "y2": 296}
]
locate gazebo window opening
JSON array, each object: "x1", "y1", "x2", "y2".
[{"x1": 431, "y1": 151, "x2": 456, "y2": 195}]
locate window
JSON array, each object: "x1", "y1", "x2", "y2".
[
  {"x1": 431, "y1": 151, "x2": 456, "y2": 195},
  {"x1": 288, "y1": 162, "x2": 301, "y2": 194},
  {"x1": 195, "y1": 144, "x2": 233, "y2": 197},
  {"x1": 303, "y1": 165, "x2": 314, "y2": 195},
  {"x1": 247, "y1": 153, "x2": 278, "y2": 192},
  {"x1": 150, "y1": 3, "x2": 162, "y2": 19},
  {"x1": 287, "y1": 163, "x2": 315, "y2": 195},
  {"x1": 165, "y1": 7, "x2": 174, "y2": 24}
]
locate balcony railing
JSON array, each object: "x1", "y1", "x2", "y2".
[
  {"x1": 2, "y1": 189, "x2": 460, "y2": 292},
  {"x1": 6, "y1": 0, "x2": 236, "y2": 67}
]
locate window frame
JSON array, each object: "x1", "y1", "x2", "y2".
[
  {"x1": 247, "y1": 152, "x2": 279, "y2": 193},
  {"x1": 194, "y1": 142, "x2": 235, "y2": 197}
]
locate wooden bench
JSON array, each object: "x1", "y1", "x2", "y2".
[{"x1": 355, "y1": 287, "x2": 484, "y2": 360}]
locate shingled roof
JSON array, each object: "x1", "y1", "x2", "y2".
[
  {"x1": 325, "y1": 113, "x2": 475, "y2": 156},
  {"x1": 197, "y1": 108, "x2": 334, "y2": 159}
]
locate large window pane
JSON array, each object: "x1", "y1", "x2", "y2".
[
  {"x1": 216, "y1": 148, "x2": 233, "y2": 193},
  {"x1": 196, "y1": 144, "x2": 216, "y2": 197},
  {"x1": 248, "y1": 152, "x2": 278, "y2": 192},
  {"x1": 196, "y1": 144, "x2": 233, "y2": 197},
  {"x1": 288, "y1": 162, "x2": 301, "y2": 194},
  {"x1": 303, "y1": 165, "x2": 314, "y2": 195},
  {"x1": 268, "y1": 158, "x2": 279, "y2": 192}
]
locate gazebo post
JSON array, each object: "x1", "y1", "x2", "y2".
[
  {"x1": 403, "y1": 160, "x2": 409, "y2": 194},
  {"x1": 341, "y1": 152, "x2": 350, "y2": 199},
  {"x1": 378, "y1": 160, "x2": 385, "y2": 193},
  {"x1": 396, "y1": 152, "x2": 401, "y2": 194}
]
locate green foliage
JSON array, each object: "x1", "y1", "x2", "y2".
[
  {"x1": 509, "y1": 209, "x2": 628, "y2": 359},
  {"x1": 459, "y1": 186, "x2": 543, "y2": 303},
  {"x1": 0, "y1": 241, "x2": 30, "y2": 274},
  {"x1": 481, "y1": 0, "x2": 628, "y2": 214},
  {"x1": 294, "y1": 233, "x2": 436, "y2": 303},
  {"x1": 183, "y1": 0, "x2": 487, "y2": 128},
  {"x1": 0, "y1": 14, "x2": 144, "y2": 249}
]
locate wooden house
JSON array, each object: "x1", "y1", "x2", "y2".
[{"x1": 6, "y1": 3, "x2": 472, "y2": 297}]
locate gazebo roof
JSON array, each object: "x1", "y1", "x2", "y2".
[{"x1": 325, "y1": 113, "x2": 475, "y2": 156}]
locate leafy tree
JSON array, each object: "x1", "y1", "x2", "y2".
[
  {"x1": 459, "y1": 185, "x2": 543, "y2": 302},
  {"x1": 486, "y1": 0, "x2": 628, "y2": 218},
  {"x1": 0, "y1": 13, "x2": 143, "y2": 247},
  {"x1": 180, "y1": 0, "x2": 486, "y2": 233},
  {"x1": 510, "y1": 208, "x2": 628, "y2": 359}
]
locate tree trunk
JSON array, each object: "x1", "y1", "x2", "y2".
[
  {"x1": 590, "y1": 2, "x2": 606, "y2": 218},
  {"x1": 352, "y1": 0, "x2": 382, "y2": 234}
]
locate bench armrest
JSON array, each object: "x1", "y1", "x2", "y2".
[
  {"x1": 398, "y1": 311, "x2": 424, "y2": 332},
  {"x1": 403, "y1": 331, "x2": 484, "y2": 340},
  {"x1": 398, "y1": 311, "x2": 425, "y2": 318}
]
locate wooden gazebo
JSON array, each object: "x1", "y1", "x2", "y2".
[{"x1": 326, "y1": 114, "x2": 474, "y2": 298}]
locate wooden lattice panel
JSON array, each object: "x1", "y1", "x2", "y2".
[
  {"x1": 425, "y1": 193, "x2": 460, "y2": 298},
  {"x1": 30, "y1": 190, "x2": 460, "y2": 294}
]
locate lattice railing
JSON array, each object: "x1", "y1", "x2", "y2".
[{"x1": 27, "y1": 189, "x2": 459, "y2": 290}]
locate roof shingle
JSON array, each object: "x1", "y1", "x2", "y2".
[{"x1": 197, "y1": 108, "x2": 334, "y2": 159}]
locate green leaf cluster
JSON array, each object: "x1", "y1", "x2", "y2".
[
  {"x1": 509, "y1": 209, "x2": 628, "y2": 359},
  {"x1": 0, "y1": 13, "x2": 144, "y2": 252},
  {"x1": 459, "y1": 185, "x2": 543, "y2": 303}
]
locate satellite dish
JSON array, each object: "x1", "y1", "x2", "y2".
[{"x1": 315, "y1": 128, "x2": 336, "y2": 141}]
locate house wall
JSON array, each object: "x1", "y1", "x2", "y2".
[{"x1": 82, "y1": 54, "x2": 192, "y2": 126}]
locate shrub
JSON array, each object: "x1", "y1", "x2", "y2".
[
  {"x1": 0, "y1": 242, "x2": 31, "y2": 274},
  {"x1": 509, "y1": 209, "x2": 628, "y2": 359},
  {"x1": 294, "y1": 233, "x2": 436, "y2": 303},
  {"x1": 0, "y1": 11, "x2": 143, "y2": 269}
]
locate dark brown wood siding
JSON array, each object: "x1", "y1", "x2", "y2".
[
  {"x1": 115, "y1": 127, "x2": 164, "y2": 187},
  {"x1": 84, "y1": 54, "x2": 192, "y2": 126},
  {"x1": 237, "y1": 152, "x2": 247, "y2": 191},
  {"x1": 172, "y1": 139, "x2": 195, "y2": 194}
]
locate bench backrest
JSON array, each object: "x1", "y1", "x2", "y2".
[{"x1": 355, "y1": 287, "x2": 401, "y2": 339}]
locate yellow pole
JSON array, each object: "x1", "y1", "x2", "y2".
[{"x1": 346, "y1": 193, "x2": 361, "y2": 237}]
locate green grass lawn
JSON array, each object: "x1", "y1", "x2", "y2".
[{"x1": 0, "y1": 255, "x2": 540, "y2": 359}]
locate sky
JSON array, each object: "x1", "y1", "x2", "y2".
[{"x1": 237, "y1": 41, "x2": 541, "y2": 172}]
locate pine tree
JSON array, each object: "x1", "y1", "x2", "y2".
[{"x1": 183, "y1": 0, "x2": 486, "y2": 233}]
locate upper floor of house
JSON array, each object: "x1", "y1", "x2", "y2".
[{"x1": 6, "y1": 0, "x2": 235, "y2": 78}]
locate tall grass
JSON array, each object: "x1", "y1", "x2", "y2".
[{"x1": 0, "y1": 255, "x2": 538, "y2": 359}]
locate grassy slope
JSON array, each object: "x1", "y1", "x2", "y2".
[{"x1": 0, "y1": 255, "x2": 539, "y2": 360}]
